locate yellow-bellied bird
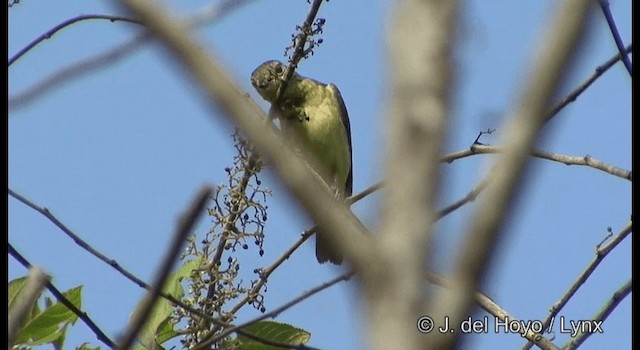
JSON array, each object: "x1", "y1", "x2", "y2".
[{"x1": 250, "y1": 60, "x2": 352, "y2": 265}]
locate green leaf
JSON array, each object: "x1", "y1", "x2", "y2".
[
  {"x1": 135, "y1": 257, "x2": 204, "y2": 350},
  {"x1": 14, "y1": 285, "x2": 82, "y2": 346},
  {"x1": 53, "y1": 322, "x2": 69, "y2": 350},
  {"x1": 76, "y1": 342, "x2": 101, "y2": 350},
  {"x1": 237, "y1": 321, "x2": 311, "y2": 350},
  {"x1": 8, "y1": 276, "x2": 43, "y2": 329},
  {"x1": 8, "y1": 276, "x2": 29, "y2": 307},
  {"x1": 154, "y1": 317, "x2": 180, "y2": 344}
]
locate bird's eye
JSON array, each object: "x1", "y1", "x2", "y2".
[{"x1": 274, "y1": 64, "x2": 284, "y2": 75}]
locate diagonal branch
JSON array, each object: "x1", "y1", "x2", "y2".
[
  {"x1": 274, "y1": 0, "x2": 326, "y2": 109},
  {"x1": 8, "y1": 14, "x2": 140, "y2": 67},
  {"x1": 226, "y1": 227, "x2": 315, "y2": 317},
  {"x1": 198, "y1": 271, "x2": 353, "y2": 350},
  {"x1": 8, "y1": 0, "x2": 255, "y2": 110},
  {"x1": 548, "y1": 44, "x2": 632, "y2": 120},
  {"x1": 8, "y1": 188, "x2": 161, "y2": 291},
  {"x1": 425, "y1": 271, "x2": 560, "y2": 350},
  {"x1": 562, "y1": 278, "x2": 632, "y2": 350},
  {"x1": 522, "y1": 221, "x2": 632, "y2": 350},
  {"x1": 597, "y1": 0, "x2": 632, "y2": 76}
]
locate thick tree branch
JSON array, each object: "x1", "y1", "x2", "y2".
[
  {"x1": 374, "y1": 1, "x2": 457, "y2": 349},
  {"x1": 423, "y1": 1, "x2": 595, "y2": 349}
]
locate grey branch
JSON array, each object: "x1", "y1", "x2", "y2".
[
  {"x1": 522, "y1": 221, "x2": 632, "y2": 350},
  {"x1": 562, "y1": 278, "x2": 632, "y2": 350},
  {"x1": 423, "y1": 1, "x2": 596, "y2": 349},
  {"x1": 425, "y1": 271, "x2": 560, "y2": 350}
]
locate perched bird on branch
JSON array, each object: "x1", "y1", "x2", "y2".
[{"x1": 250, "y1": 60, "x2": 352, "y2": 265}]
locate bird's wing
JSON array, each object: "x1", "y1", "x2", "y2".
[{"x1": 328, "y1": 83, "x2": 353, "y2": 196}]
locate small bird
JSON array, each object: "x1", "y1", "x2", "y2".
[{"x1": 250, "y1": 60, "x2": 352, "y2": 265}]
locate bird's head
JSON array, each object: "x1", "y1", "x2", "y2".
[{"x1": 250, "y1": 60, "x2": 289, "y2": 103}]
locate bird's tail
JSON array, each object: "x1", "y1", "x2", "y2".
[{"x1": 315, "y1": 231, "x2": 342, "y2": 265}]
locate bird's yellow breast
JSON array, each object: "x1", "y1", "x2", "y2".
[{"x1": 281, "y1": 83, "x2": 350, "y2": 193}]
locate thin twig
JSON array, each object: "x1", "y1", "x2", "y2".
[
  {"x1": 425, "y1": 271, "x2": 560, "y2": 350},
  {"x1": 226, "y1": 228, "x2": 315, "y2": 317},
  {"x1": 8, "y1": 0, "x2": 255, "y2": 110},
  {"x1": 117, "y1": 186, "x2": 212, "y2": 350},
  {"x1": 274, "y1": 0, "x2": 325, "y2": 106},
  {"x1": 8, "y1": 244, "x2": 117, "y2": 349},
  {"x1": 196, "y1": 271, "x2": 353, "y2": 350},
  {"x1": 204, "y1": 154, "x2": 261, "y2": 320},
  {"x1": 8, "y1": 14, "x2": 140, "y2": 67},
  {"x1": 562, "y1": 279, "x2": 632, "y2": 350},
  {"x1": 436, "y1": 178, "x2": 489, "y2": 220},
  {"x1": 8, "y1": 187, "x2": 311, "y2": 347},
  {"x1": 8, "y1": 188, "x2": 164, "y2": 291},
  {"x1": 465, "y1": 145, "x2": 632, "y2": 181},
  {"x1": 346, "y1": 181, "x2": 383, "y2": 205},
  {"x1": 522, "y1": 221, "x2": 632, "y2": 350},
  {"x1": 597, "y1": 0, "x2": 632, "y2": 76},
  {"x1": 547, "y1": 44, "x2": 632, "y2": 120}
]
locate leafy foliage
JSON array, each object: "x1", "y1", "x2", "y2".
[{"x1": 9, "y1": 277, "x2": 83, "y2": 350}]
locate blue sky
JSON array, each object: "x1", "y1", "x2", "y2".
[{"x1": 8, "y1": 1, "x2": 631, "y2": 350}]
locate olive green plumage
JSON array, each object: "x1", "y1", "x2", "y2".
[{"x1": 250, "y1": 60, "x2": 352, "y2": 265}]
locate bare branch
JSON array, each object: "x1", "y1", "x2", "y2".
[
  {"x1": 8, "y1": 244, "x2": 117, "y2": 349},
  {"x1": 198, "y1": 272, "x2": 353, "y2": 350},
  {"x1": 8, "y1": 14, "x2": 140, "y2": 67},
  {"x1": 424, "y1": 1, "x2": 596, "y2": 349},
  {"x1": 461, "y1": 145, "x2": 632, "y2": 181},
  {"x1": 522, "y1": 221, "x2": 632, "y2": 350},
  {"x1": 8, "y1": 188, "x2": 165, "y2": 291},
  {"x1": 8, "y1": 187, "x2": 277, "y2": 341},
  {"x1": 8, "y1": 0, "x2": 255, "y2": 110},
  {"x1": 562, "y1": 278, "x2": 632, "y2": 350},
  {"x1": 226, "y1": 228, "x2": 315, "y2": 317},
  {"x1": 548, "y1": 44, "x2": 632, "y2": 120},
  {"x1": 425, "y1": 271, "x2": 560, "y2": 350},
  {"x1": 597, "y1": 0, "x2": 632, "y2": 76},
  {"x1": 118, "y1": 186, "x2": 212, "y2": 350},
  {"x1": 436, "y1": 177, "x2": 489, "y2": 220},
  {"x1": 275, "y1": 0, "x2": 326, "y2": 109}
]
